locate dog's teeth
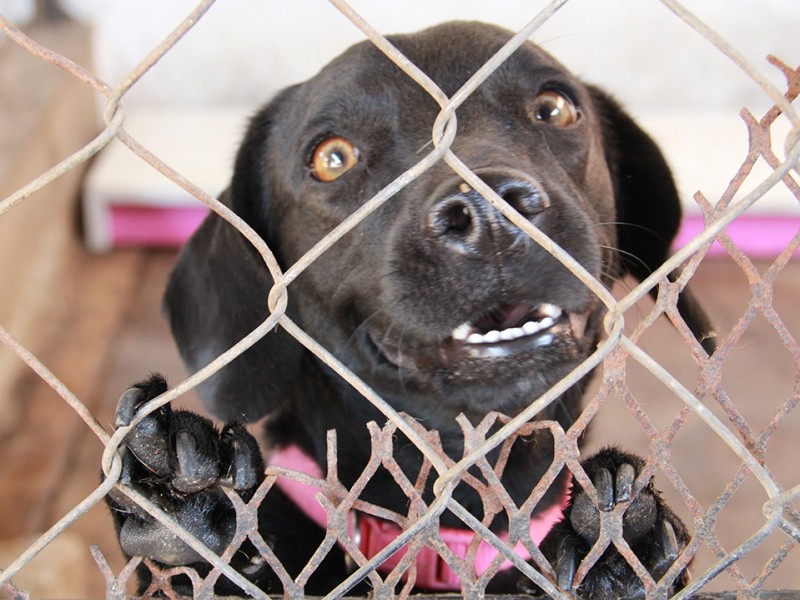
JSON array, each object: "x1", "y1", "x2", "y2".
[
  {"x1": 539, "y1": 304, "x2": 562, "y2": 319},
  {"x1": 452, "y1": 323, "x2": 473, "y2": 340},
  {"x1": 500, "y1": 327, "x2": 523, "y2": 341},
  {"x1": 458, "y1": 305, "x2": 565, "y2": 345},
  {"x1": 537, "y1": 334, "x2": 555, "y2": 347},
  {"x1": 484, "y1": 330, "x2": 501, "y2": 343},
  {"x1": 522, "y1": 321, "x2": 541, "y2": 335},
  {"x1": 522, "y1": 316, "x2": 554, "y2": 334}
]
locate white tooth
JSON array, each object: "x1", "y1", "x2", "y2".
[
  {"x1": 467, "y1": 333, "x2": 485, "y2": 344},
  {"x1": 523, "y1": 321, "x2": 542, "y2": 335},
  {"x1": 539, "y1": 317, "x2": 555, "y2": 329},
  {"x1": 539, "y1": 304, "x2": 562, "y2": 319},
  {"x1": 452, "y1": 323, "x2": 472, "y2": 340},
  {"x1": 500, "y1": 327, "x2": 523, "y2": 341},
  {"x1": 484, "y1": 330, "x2": 501, "y2": 343}
]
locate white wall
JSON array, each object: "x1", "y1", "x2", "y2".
[
  {"x1": 6, "y1": 0, "x2": 786, "y2": 244},
  {"x1": 53, "y1": 0, "x2": 798, "y2": 115},
  {"x1": 0, "y1": 0, "x2": 35, "y2": 26}
]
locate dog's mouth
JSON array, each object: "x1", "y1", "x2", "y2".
[{"x1": 368, "y1": 301, "x2": 592, "y2": 371}]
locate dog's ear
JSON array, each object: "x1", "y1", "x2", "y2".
[
  {"x1": 588, "y1": 86, "x2": 717, "y2": 354},
  {"x1": 163, "y1": 91, "x2": 305, "y2": 422}
]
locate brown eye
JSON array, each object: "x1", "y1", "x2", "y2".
[
  {"x1": 529, "y1": 89, "x2": 579, "y2": 127},
  {"x1": 310, "y1": 136, "x2": 359, "y2": 182}
]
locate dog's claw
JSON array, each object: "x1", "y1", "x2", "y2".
[
  {"x1": 230, "y1": 442, "x2": 254, "y2": 489},
  {"x1": 173, "y1": 430, "x2": 220, "y2": 493},
  {"x1": 660, "y1": 519, "x2": 679, "y2": 560},
  {"x1": 220, "y1": 425, "x2": 263, "y2": 491},
  {"x1": 115, "y1": 375, "x2": 168, "y2": 427},
  {"x1": 555, "y1": 536, "x2": 577, "y2": 590},
  {"x1": 651, "y1": 519, "x2": 681, "y2": 580},
  {"x1": 112, "y1": 375, "x2": 173, "y2": 478},
  {"x1": 119, "y1": 448, "x2": 134, "y2": 486},
  {"x1": 615, "y1": 463, "x2": 635, "y2": 503},
  {"x1": 595, "y1": 467, "x2": 615, "y2": 511},
  {"x1": 115, "y1": 387, "x2": 145, "y2": 427}
]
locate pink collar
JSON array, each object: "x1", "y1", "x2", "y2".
[{"x1": 270, "y1": 444, "x2": 568, "y2": 591}]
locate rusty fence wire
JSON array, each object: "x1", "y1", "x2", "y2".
[{"x1": 1, "y1": 0, "x2": 800, "y2": 598}]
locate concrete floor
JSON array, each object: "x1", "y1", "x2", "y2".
[{"x1": 1, "y1": 18, "x2": 799, "y2": 600}]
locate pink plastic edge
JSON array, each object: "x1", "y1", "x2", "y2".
[
  {"x1": 674, "y1": 215, "x2": 800, "y2": 258},
  {"x1": 109, "y1": 204, "x2": 209, "y2": 247},
  {"x1": 110, "y1": 206, "x2": 799, "y2": 258}
]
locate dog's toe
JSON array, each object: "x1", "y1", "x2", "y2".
[
  {"x1": 219, "y1": 423, "x2": 264, "y2": 492},
  {"x1": 555, "y1": 535, "x2": 578, "y2": 590},
  {"x1": 172, "y1": 427, "x2": 220, "y2": 493}
]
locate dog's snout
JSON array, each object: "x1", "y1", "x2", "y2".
[
  {"x1": 496, "y1": 179, "x2": 550, "y2": 219},
  {"x1": 425, "y1": 195, "x2": 477, "y2": 238},
  {"x1": 424, "y1": 176, "x2": 549, "y2": 255}
]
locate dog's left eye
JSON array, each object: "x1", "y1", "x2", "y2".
[
  {"x1": 309, "y1": 136, "x2": 360, "y2": 182},
  {"x1": 529, "y1": 89, "x2": 579, "y2": 127}
]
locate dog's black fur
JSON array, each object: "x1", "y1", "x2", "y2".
[{"x1": 106, "y1": 22, "x2": 715, "y2": 597}]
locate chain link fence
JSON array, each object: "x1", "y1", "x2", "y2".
[{"x1": 1, "y1": 0, "x2": 799, "y2": 597}]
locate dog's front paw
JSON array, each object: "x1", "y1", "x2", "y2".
[
  {"x1": 106, "y1": 375, "x2": 265, "y2": 570},
  {"x1": 534, "y1": 448, "x2": 689, "y2": 599}
]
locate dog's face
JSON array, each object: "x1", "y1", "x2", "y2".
[
  {"x1": 266, "y1": 24, "x2": 615, "y2": 417},
  {"x1": 164, "y1": 22, "x2": 713, "y2": 425}
]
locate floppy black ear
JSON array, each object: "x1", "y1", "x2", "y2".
[
  {"x1": 163, "y1": 91, "x2": 305, "y2": 422},
  {"x1": 588, "y1": 86, "x2": 717, "y2": 354}
]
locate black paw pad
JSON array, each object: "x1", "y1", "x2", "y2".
[
  {"x1": 106, "y1": 375, "x2": 266, "y2": 574},
  {"x1": 535, "y1": 447, "x2": 691, "y2": 598}
]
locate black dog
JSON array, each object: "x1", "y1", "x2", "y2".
[{"x1": 106, "y1": 21, "x2": 715, "y2": 597}]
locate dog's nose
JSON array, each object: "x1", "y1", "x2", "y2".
[{"x1": 424, "y1": 175, "x2": 549, "y2": 255}]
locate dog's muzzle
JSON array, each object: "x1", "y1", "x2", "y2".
[{"x1": 423, "y1": 171, "x2": 549, "y2": 257}]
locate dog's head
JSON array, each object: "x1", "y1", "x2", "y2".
[{"x1": 164, "y1": 22, "x2": 714, "y2": 424}]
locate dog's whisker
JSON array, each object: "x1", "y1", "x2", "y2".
[
  {"x1": 599, "y1": 244, "x2": 653, "y2": 276},
  {"x1": 340, "y1": 306, "x2": 388, "y2": 355},
  {"x1": 593, "y1": 220, "x2": 660, "y2": 233}
]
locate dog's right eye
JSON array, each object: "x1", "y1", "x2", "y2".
[
  {"x1": 529, "y1": 89, "x2": 579, "y2": 128},
  {"x1": 309, "y1": 136, "x2": 360, "y2": 182}
]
